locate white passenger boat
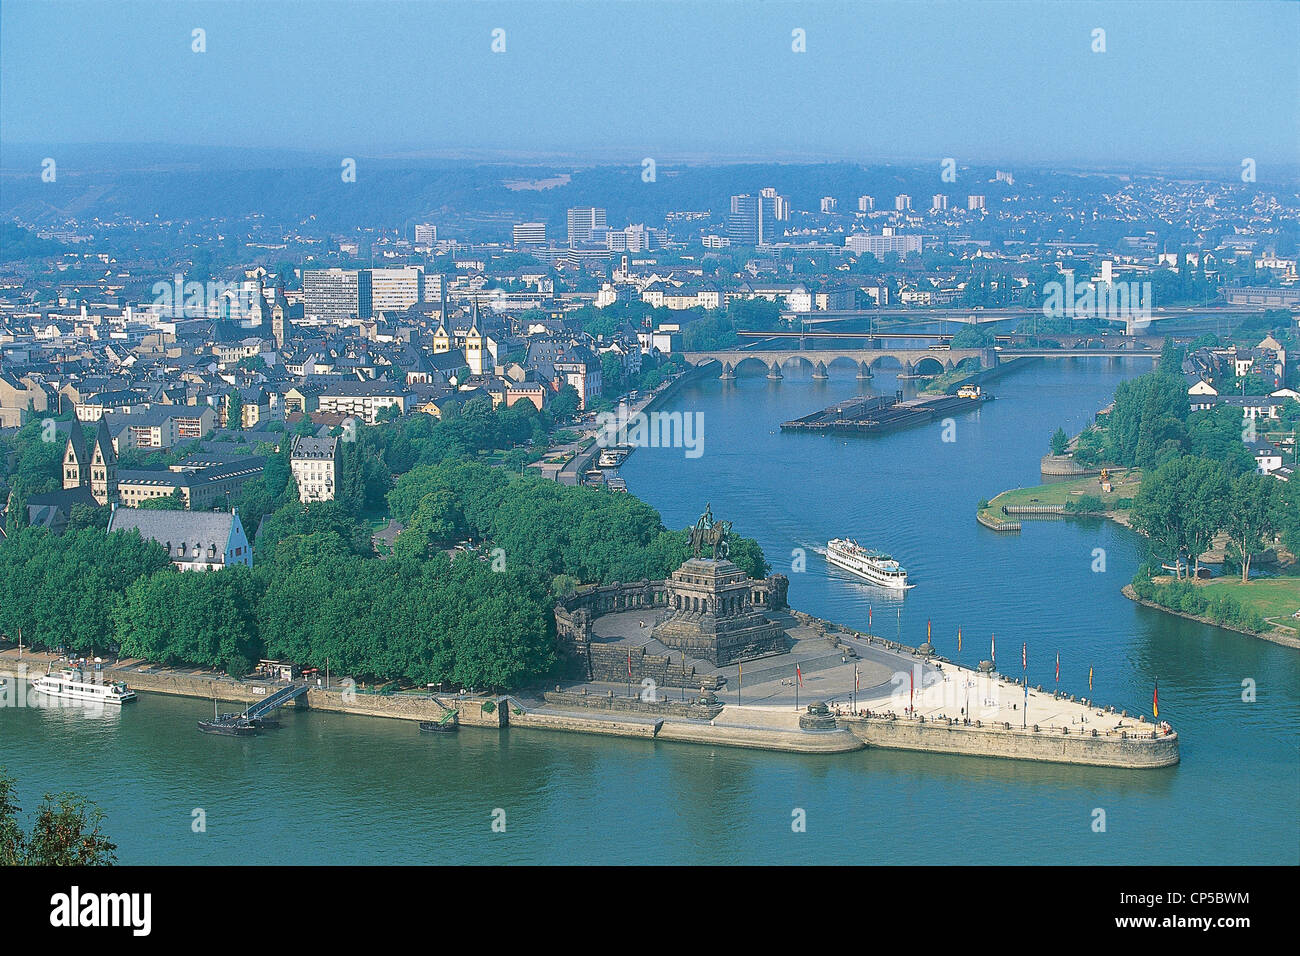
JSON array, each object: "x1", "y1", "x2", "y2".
[
  {"x1": 826, "y1": 538, "x2": 913, "y2": 589},
  {"x1": 30, "y1": 667, "x2": 137, "y2": 704}
]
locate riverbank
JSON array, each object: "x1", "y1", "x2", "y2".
[
  {"x1": 555, "y1": 364, "x2": 703, "y2": 483},
  {"x1": 1122, "y1": 583, "x2": 1300, "y2": 649},
  {"x1": 0, "y1": 610, "x2": 1180, "y2": 769}
]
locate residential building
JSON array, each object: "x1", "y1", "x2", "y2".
[{"x1": 290, "y1": 435, "x2": 340, "y2": 503}]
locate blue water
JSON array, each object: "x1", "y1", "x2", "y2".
[{"x1": 1, "y1": 357, "x2": 1296, "y2": 864}]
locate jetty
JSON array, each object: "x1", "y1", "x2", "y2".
[{"x1": 780, "y1": 391, "x2": 991, "y2": 435}]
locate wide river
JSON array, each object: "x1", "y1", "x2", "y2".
[{"x1": 2, "y1": 357, "x2": 1296, "y2": 864}]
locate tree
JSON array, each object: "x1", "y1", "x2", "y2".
[
  {"x1": 550, "y1": 385, "x2": 581, "y2": 422},
  {"x1": 1222, "y1": 472, "x2": 1283, "y2": 583},
  {"x1": 25, "y1": 792, "x2": 118, "y2": 865},
  {"x1": 0, "y1": 769, "x2": 117, "y2": 866},
  {"x1": 226, "y1": 390, "x2": 244, "y2": 431},
  {"x1": 1050, "y1": 427, "x2": 1069, "y2": 456},
  {"x1": 0, "y1": 770, "x2": 25, "y2": 865},
  {"x1": 1131, "y1": 456, "x2": 1230, "y2": 577},
  {"x1": 138, "y1": 489, "x2": 187, "y2": 511}
]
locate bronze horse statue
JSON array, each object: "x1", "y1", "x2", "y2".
[{"x1": 689, "y1": 504, "x2": 732, "y2": 560}]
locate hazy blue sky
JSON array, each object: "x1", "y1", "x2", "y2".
[{"x1": 2, "y1": 0, "x2": 1297, "y2": 166}]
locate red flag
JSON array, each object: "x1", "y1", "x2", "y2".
[
  {"x1": 854, "y1": 664, "x2": 860, "y2": 691},
  {"x1": 796, "y1": 664, "x2": 803, "y2": 687},
  {"x1": 627, "y1": 649, "x2": 632, "y2": 677},
  {"x1": 1055, "y1": 652, "x2": 1060, "y2": 683},
  {"x1": 1153, "y1": 680, "x2": 1159, "y2": 719},
  {"x1": 927, "y1": 619, "x2": 931, "y2": 642}
]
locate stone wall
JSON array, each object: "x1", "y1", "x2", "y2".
[
  {"x1": 543, "y1": 690, "x2": 722, "y2": 720},
  {"x1": 587, "y1": 643, "x2": 720, "y2": 690},
  {"x1": 842, "y1": 716, "x2": 1180, "y2": 769}
]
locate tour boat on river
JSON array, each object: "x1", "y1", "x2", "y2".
[
  {"x1": 826, "y1": 538, "x2": 913, "y2": 589},
  {"x1": 30, "y1": 667, "x2": 137, "y2": 704}
]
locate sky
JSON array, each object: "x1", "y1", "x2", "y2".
[{"x1": 1, "y1": 0, "x2": 1297, "y2": 167}]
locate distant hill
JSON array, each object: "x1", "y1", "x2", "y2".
[{"x1": 0, "y1": 144, "x2": 1104, "y2": 241}]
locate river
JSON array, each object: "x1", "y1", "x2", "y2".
[{"x1": 1, "y1": 357, "x2": 1296, "y2": 864}]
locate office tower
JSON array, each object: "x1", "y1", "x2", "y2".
[
  {"x1": 414, "y1": 224, "x2": 437, "y2": 245},
  {"x1": 567, "y1": 207, "x2": 607, "y2": 246},
  {"x1": 844, "y1": 233, "x2": 924, "y2": 256},
  {"x1": 369, "y1": 267, "x2": 424, "y2": 314},
  {"x1": 513, "y1": 222, "x2": 547, "y2": 245},
  {"x1": 302, "y1": 268, "x2": 373, "y2": 323}
]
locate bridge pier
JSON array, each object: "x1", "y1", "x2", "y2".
[
  {"x1": 766, "y1": 360, "x2": 783, "y2": 381},
  {"x1": 903, "y1": 361, "x2": 915, "y2": 377},
  {"x1": 719, "y1": 361, "x2": 735, "y2": 381},
  {"x1": 857, "y1": 361, "x2": 873, "y2": 380},
  {"x1": 812, "y1": 361, "x2": 829, "y2": 380}
]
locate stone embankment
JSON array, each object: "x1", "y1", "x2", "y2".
[{"x1": 839, "y1": 713, "x2": 1179, "y2": 768}]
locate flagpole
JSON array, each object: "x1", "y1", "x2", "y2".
[
  {"x1": 738, "y1": 662, "x2": 742, "y2": 708},
  {"x1": 795, "y1": 662, "x2": 800, "y2": 712},
  {"x1": 1022, "y1": 642, "x2": 1028, "y2": 729}
]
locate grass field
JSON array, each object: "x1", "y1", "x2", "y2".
[
  {"x1": 977, "y1": 468, "x2": 1142, "y2": 524},
  {"x1": 1197, "y1": 577, "x2": 1300, "y2": 634}
]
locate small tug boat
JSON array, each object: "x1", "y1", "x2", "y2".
[
  {"x1": 198, "y1": 701, "x2": 260, "y2": 736},
  {"x1": 419, "y1": 711, "x2": 460, "y2": 734}
]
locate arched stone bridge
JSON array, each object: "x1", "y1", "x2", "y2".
[{"x1": 680, "y1": 347, "x2": 996, "y2": 380}]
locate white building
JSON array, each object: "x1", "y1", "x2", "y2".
[
  {"x1": 370, "y1": 267, "x2": 424, "y2": 315},
  {"x1": 291, "y1": 435, "x2": 341, "y2": 503}
]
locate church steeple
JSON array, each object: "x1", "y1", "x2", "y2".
[
  {"x1": 89, "y1": 417, "x2": 117, "y2": 505},
  {"x1": 63, "y1": 424, "x2": 90, "y2": 491}
]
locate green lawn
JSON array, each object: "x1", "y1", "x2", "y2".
[
  {"x1": 1198, "y1": 577, "x2": 1300, "y2": 633},
  {"x1": 978, "y1": 468, "x2": 1142, "y2": 522}
]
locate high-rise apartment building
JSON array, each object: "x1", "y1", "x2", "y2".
[
  {"x1": 894, "y1": 194, "x2": 912, "y2": 212},
  {"x1": 858, "y1": 195, "x2": 875, "y2": 212},
  {"x1": 414, "y1": 224, "x2": 437, "y2": 245},
  {"x1": 759, "y1": 187, "x2": 790, "y2": 220},
  {"x1": 931, "y1": 194, "x2": 949, "y2": 212},
  {"x1": 728, "y1": 193, "x2": 783, "y2": 245},
  {"x1": 820, "y1": 197, "x2": 838, "y2": 214},
  {"x1": 967, "y1": 195, "x2": 986, "y2": 211}
]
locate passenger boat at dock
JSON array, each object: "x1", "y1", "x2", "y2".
[
  {"x1": 826, "y1": 538, "x2": 913, "y2": 589},
  {"x1": 29, "y1": 667, "x2": 137, "y2": 704}
]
